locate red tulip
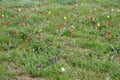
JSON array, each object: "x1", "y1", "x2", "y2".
[
  {"x1": 23, "y1": 16, "x2": 27, "y2": 19},
  {"x1": 105, "y1": 30, "x2": 110, "y2": 36},
  {"x1": 7, "y1": 34, "x2": 10, "y2": 39},
  {"x1": 57, "y1": 25, "x2": 62, "y2": 30},
  {"x1": 9, "y1": 6, "x2": 13, "y2": 9},
  {"x1": 13, "y1": 29, "x2": 16, "y2": 34},
  {"x1": 77, "y1": 14, "x2": 80, "y2": 17},
  {"x1": 65, "y1": 20, "x2": 69, "y2": 24},
  {"x1": 25, "y1": 39, "x2": 28, "y2": 43},
  {"x1": 85, "y1": 16, "x2": 89, "y2": 19},
  {"x1": 100, "y1": 22, "x2": 103, "y2": 26},
  {"x1": 67, "y1": 9, "x2": 72, "y2": 12},
  {"x1": 37, "y1": 34, "x2": 41, "y2": 39},
  {"x1": 12, "y1": 15, "x2": 14, "y2": 18},
  {"x1": 20, "y1": 22, "x2": 24, "y2": 26},
  {"x1": 106, "y1": 21, "x2": 111, "y2": 25},
  {"x1": 68, "y1": 29, "x2": 72, "y2": 35},
  {"x1": 30, "y1": 35, "x2": 33, "y2": 40},
  {"x1": 1, "y1": 22, "x2": 4, "y2": 25},
  {"x1": 6, "y1": 21, "x2": 9, "y2": 25}
]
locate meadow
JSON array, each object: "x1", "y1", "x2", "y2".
[{"x1": 0, "y1": 0, "x2": 120, "y2": 80}]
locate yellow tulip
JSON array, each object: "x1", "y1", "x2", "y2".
[
  {"x1": 64, "y1": 16, "x2": 66, "y2": 20},
  {"x1": 2, "y1": 14, "x2": 4, "y2": 17},
  {"x1": 18, "y1": 8, "x2": 21, "y2": 12},
  {"x1": 107, "y1": 16, "x2": 110, "y2": 18},
  {"x1": 118, "y1": 9, "x2": 120, "y2": 13},
  {"x1": 97, "y1": 23, "x2": 100, "y2": 27},
  {"x1": 48, "y1": 11, "x2": 51, "y2": 14}
]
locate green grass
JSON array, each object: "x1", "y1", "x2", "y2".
[{"x1": 0, "y1": 0, "x2": 120, "y2": 80}]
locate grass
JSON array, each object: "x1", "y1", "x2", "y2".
[{"x1": 0, "y1": 0, "x2": 120, "y2": 80}]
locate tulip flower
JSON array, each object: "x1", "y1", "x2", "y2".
[
  {"x1": 18, "y1": 8, "x2": 21, "y2": 12},
  {"x1": 107, "y1": 16, "x2": 110, "y2": 18},
  {"x1": 48, "y1": 11, "x2": 51, "y2": 14},
  {"x1": 57, "y1": 26, "x2": 61, "y2": 30},
  {"x1": 68, "y1": 29, "x2": 72, "y2": 35},
  {"x1": 13, "y1": 29, "x2": 16, "y2": 34},
  {"x1": 6, "y1": 22, "x2": 9, "y2": 25},
  {"x1": 37, "y1": 34, "x2": 41, "y2": 39},
  {"x1": 7, "y1": 34, "x2": 10, "y2": 39},
  {"x1": 29, "y1": 35, "x2": 33, "y2": 40},
  {"x1": 106, "y1": 21, "x2": 111, "y2": 25},
  {"x1": 23, "y1": 16, "x2": 27, "y2": 19},
  {"x1": 1, "y1": 22, "x2": 4, "y2": 25},
  {"x1": 2, "y1": 14, "x2": 4, "y2": 17},
  {"x1": 118, "y1": 9, "x2": 120, "y2": 13},
  {"x1": 25, "y1": 39, "x2": 28, "y2": 43},
  {"x1": 64, "y1": 16, "x2": 67, "y2": 20}
]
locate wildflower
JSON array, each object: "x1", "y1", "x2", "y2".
[
  {"x1": 61, "y1": 67, "x2": 65, "y2": 72},
  {"x1": 7, "y1": 34, "x2": 10, "y2": 39},
  {"x1": 36, "y1": 64, "x2": 41, "y2": 68},
  {"x1": 64, "y1": 16, "x2": 67, "y2": 20},
  {"x1": 23, "y1": 16, "x2": 27, "y2": 19},
  {"x1": 13, "y1": 29, "x2": 16, "y2": 34}
]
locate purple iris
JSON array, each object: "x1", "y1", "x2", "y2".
[
  {"x1": 36, "y1": 64, "x2": 41, "y2": 68},
  {"x1": 49, "y1": 57, "x2": 57, "y2": 63}
]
